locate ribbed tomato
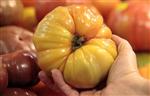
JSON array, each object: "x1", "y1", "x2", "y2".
[{"x1": 33, "y1": 5, "x2": 117, "y2": 89}]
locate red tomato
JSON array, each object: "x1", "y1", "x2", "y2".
[
  {"x1": 107, "y1": 1, "x2": 150, "y2": 51},
  {"x1": 22, "y1": 0, "x2": 35, "y2": 7}
]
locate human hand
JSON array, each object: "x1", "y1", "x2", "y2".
[{"x1": 39, "y1": 35, "x2": 150, "y2": 96}]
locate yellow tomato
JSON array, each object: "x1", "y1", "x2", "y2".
[{"x1": 33, "y1": 5, "x2": 117, "y2": 89}]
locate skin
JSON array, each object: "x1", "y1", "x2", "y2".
[{"x1": 39, "y1": 35, "x2": 150, "y2": 96}]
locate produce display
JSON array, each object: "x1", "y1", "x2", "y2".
[
  {"x1": 0, "y1": 0, "x2": 37, "y2": 31},
  {"x1": 0, "y1": 0, "x2": 150, "y2": 95}
]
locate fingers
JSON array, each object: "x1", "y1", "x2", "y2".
[
  {"x1": 107, "y1": 35, "x2": 139, "y2": 83},
  {"x1": 80, "y1": 90, "x2": 102, "y2": 96},
  {"x1": 112, "y1": 35, "x2": 136, "y2": 63},
  {"x1": 112, "y1": 35, "x2": 133, "y2": 53},
  {"x1": 39, "y1": 70, "x2": 79, "y2": 96},
  {"x1": 39, "y1": 71, "x2": 53, "y2": 87},
  {"x1": 38, "y1": 71, "x2": 60, "y2": 92},
  {"x1": 112, "y1": 35, "x2": 123, "y2": 46},
  {"x1": 51, "y1": 69, "x2": 79, "y2": 96},
  {"x1": 80, "y1": 91, "x2": 95, "y2": 96}
]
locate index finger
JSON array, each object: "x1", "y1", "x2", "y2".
[
  {"x1": 107, "y1": 35, "x2": 138, "y2": 83},
  {"x1": 112, "y1": 35, "x2": 134, "y2": 53}
]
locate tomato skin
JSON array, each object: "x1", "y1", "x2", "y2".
[
  {"x1": 107, "y1": 1, "x2": 150, "y2": 51},
  {"x1": 33, "y1": 5, "x2": 117, "y2": 89}
]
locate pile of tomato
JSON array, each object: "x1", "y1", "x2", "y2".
[{"x1": 0, "y1": 0, "x2": 149, "y2": 96}]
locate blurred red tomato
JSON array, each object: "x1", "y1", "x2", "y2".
[
  {"x1": 0, "y1": 0, "x2": 23, "y2": 26},
  {"x1": 19, "y1": 7, "x2": 37, "y2": 32},
  {"x1": 35, "y1": 0, "x2": 91, "y2": 21},
  {"x1": 92, "y1": 0, "x2": 120, "y2": 20},
  {"x1": 107, "y1": 1, "x2": 150, "y2": 51},
  {"x1": 22, "y1": 0, "x2": 35, "y2": 7}
]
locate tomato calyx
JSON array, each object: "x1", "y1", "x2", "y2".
[{"x1": 72, "y1": 35, "x2": 85, "y2": 51}]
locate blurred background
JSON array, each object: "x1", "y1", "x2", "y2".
[{"x1": 0, "y1": 0, "x2": 150, "y2": 96}]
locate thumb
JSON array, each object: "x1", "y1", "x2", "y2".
[{"x1": 107, "y1": 35, "x2": 139, "y2": 83}]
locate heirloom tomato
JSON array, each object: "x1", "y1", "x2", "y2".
[{"x1": 33, "y1": 5, "x2": 117, "y2": 89}]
